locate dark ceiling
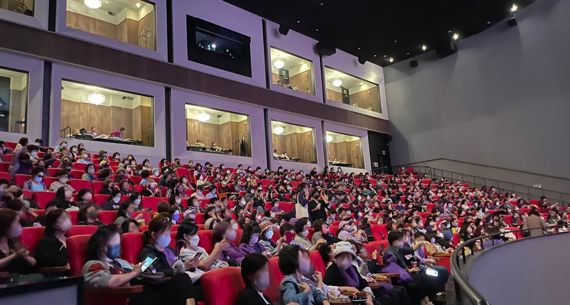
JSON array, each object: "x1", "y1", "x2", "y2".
[{"x1": 224, "y1": 0, "x2": 534, "y2": 66}]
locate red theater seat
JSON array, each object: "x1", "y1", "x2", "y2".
[
  {"x1": 0, "y1": 172, "x2": 10, "y2": 181},
  {"x1": 70, "y1": 170, "x2": 84, "y2": 179},
  {"x1": 68, "y1": 210, "x2": 79, "y2": 225},
  {"x1": 67, "y1": 235, "x2": 90, "y2": 276},
  {"x1": 363, "y1": 240, "x2": 389, "y2": 262},
  {"x1": 15, "y1": 174, "x2": 31, "y2": 188},
  {"x1": 21, "y1": 226, "x2": 45, "y2": 253},
  {"x1": 92, "y1": 181, "x2": 105, "y2": 194},
  {"x1": 310, "y1": 250, "x2": 326, "y2": 275},
  {"x1": 99, "y1": 210, "x2": 118, "y2": 224},
  {"x1": 34, "y1": 191, "x2": 56, "y2": 209},
  {"x1": 72, "y1": 163, "x2": 88, "y2": 170},
  {"x1": 141, "y1": 196, "x2": 168, "y2": 211},
  {"x1": 129, "y1": 175, "x2": 142, "y2": 185},
  {"x1": 68, "y1": 225, "x2": 98, "y2": 237},
  {"x1": 329, "y1": 225, "x2": 339, "y2": 237},
  {"x1": 195, "y1": 212, "x2": 205, "y2": 224},
  {"x1": 0, "y1": 161, "x2": 9, "y2": 172},
  {"x1": 121, "y1": 232, "x2": 144, "y2": 264},
  {"x1": 202, "y1": 267, "x2": 244, "y2": 305},
  {"x1": 370, "y1": 224, "x2": 388, "y2": 241},
  {"x1": 132, "y1": 211, "x2": 152, "y2": 225},
  {"x1": 198, "y1": 230, "x2": 214, "y2": 254},
  {"x1": 94, "y1": 194, "x2": 109, "y2": 205},
  {"x1": 175, "y1": 167, "x2": 189, "y2": 178},
  {"x1": 69, "y1": 179, "x2": 92, "y2": 191}
]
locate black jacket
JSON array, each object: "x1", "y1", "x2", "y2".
[
  {"x1": 235, "y1": 286, "x2": 273, "y2": 305},
  {"x1": 138, "y1": 244, "x2": 175, "y2": 277},
  {"x1": 324, "y1": 262, "x2": 369, "y2": 291},
  {"x1": 35, "y1": 234, "x2": 69, "y2": 267}
]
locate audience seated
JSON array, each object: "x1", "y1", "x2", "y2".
[{"x1": 34, "y1": 209, "x2": 70, "y2": 269}]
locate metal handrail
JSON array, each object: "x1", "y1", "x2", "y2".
[
  {"x1": 451, "y1": 227, "x2": 563, "y2": 305},
  {"x1": 391, "y1": 165, "x2": 570, "y2": 205}
]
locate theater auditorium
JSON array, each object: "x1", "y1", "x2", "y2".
[{"x1": 0, "y1": 1, "x2": 568, "y2": 305}]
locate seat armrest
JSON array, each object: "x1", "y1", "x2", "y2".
[
  {"x1": 88, "y1": 285, "x2": 144, "y2": 295},
  {"x1": 38, "y1": 266, "x2": 71, "y2": 274}
]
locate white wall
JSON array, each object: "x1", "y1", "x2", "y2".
[
  {"x1": 171, "y1": 0, "x2": 266, "y2": 88},
  {"x1": 385, "y1": 0, "x2": 570, "y2": 180},
  {"x1": 170, "y1": 88, "x2": 267, "y2": 169}
]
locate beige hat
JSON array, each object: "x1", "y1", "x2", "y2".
[{"x1": 332, "y1": 241, "x2": 356, "y2": 258}]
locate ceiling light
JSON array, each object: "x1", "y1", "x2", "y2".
[
  {"x1": 211, "y1": 43, "x2": 216, "y2": 49},
  {"x1": 273, "y1": 126, "x2": 284, "y2": 135},
  {"x1": 452, "y1": 32, "x2": 460, "y2": 40},
  {"x1": 326, "y1": 135, "x2": 333, "y2": 143},
  {"x1": 421, "y1": 44, "x2": 428, "y2": 51},
  {"x1": 88, "y1": 93, "x2": 105, "y2": 105},
  {"x1": 84, "y1": 0, "x2": 102, "y2": 9},
  {"x1": 389, "y1": 57, "x2": 394, "y2": 63},
  {"x1": 332, "y1": 79, "x2": 343, "y2": 87},
  {"x1": 197, "y1": 112, "x2": 211, "y2": 122},
  {"x1": 273, "y1": 60, "x2": 285, "y2": 69},
  {"x1": 510, "y1": 4, "x2": 518, "y2": 12},
  {"x1": 135, "y1": 2, "x2": 141, "y2": 8}
]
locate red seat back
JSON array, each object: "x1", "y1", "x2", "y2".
[
  {"x1": 129, "y1": 175, "x2": 142, "y2": 185},
  {"x1": 132, "y1": 211, "x2": 152, "y2": 226},
  {"x1": 33, "y1": 191, "x2": 56, "y2": 209},
  {"x1": 0, "y1": 161, "x2": 10, "y2": 172},
  {"x1": 99, "y1": 210, "x2": 118, "y2": 224},
  {"x1": 202, "y1": 267, "x2": 244, "y2": 305},
  {"x1": 20, "y1": 227, "x2": 45, "y2": 254},
  {"x1": 198, "y1": 230, "x2": 214, "y2": 254},
  {"x1": 121, "y1": 232, "x2": 144, "y2": 264},
  {"x1": 67, "y1": 235, "x2": 91, "y2": 276},
  {"x1": 93, "y1": 194, "x2": 109, "y2": 205},
  {"x1": 370, "y1": 224, "x2": 388, "y2": 241},
  {"x1": 68, "y1": 225, "x2": 98, "y2": 236},
  {"x1": 329, "y1": 225, "x2": 339, "y2": 237},
  {"x1": 69, "y1": 179, "x2": 92, "y2": 191},
  {"x1": 141, "y1": 197, "x2": 168, "y2": 211},
  {"x1": 310, "y1": 250, "x2": 326, "y2": 275},
  {"x1": 15, "y1": 174, "x2": 31, "y2": 188},
  {"x1": 92, "y1": 181, "x2": 104, "y2": 194},
  {"x1": 265, "y1": 257, "x2": 284, "y2": 304},
  {"x1": 70, "y1": 170, "x2": 84, "y2": 179},
  {"x1": 195, "y1": 213, "x2": 205, "y2": 224}
]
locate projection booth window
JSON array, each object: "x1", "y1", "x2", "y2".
[
  {"x1": 324, "y1": 67, "x2": 381, "y2": 114},
  {"x1": 271, "y1": 121, "x2": 316, "y2": 164}
]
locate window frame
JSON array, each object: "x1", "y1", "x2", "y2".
[
  {"x1": 268, "y1": 46, "x2": 316, "y2": 97},
  {"x1": 0, "y1": 0, "x2": 49, "y2": 29}
]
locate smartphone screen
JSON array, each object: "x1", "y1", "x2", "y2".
[
  {"x1": 140, "y1": 256, "x2": 157, "y2": 272},
  {"x1": 425, "y1": 267, "x2": 438, "y2": 277}
]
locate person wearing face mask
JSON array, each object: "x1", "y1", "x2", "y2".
[
  {"x1": 115, "y1": 202, "x2": 145, "y2": 229},
  {"x1": 292, "y1": 218, "x2": 325, "y2": 251},
  {"x1": 76, "y1": 149, "x2": 92, "y2": 165},
  {"x1": 311, "y1": 220, "x2": 340, "y2": 245},
  {"x1": 338, "y1": 220, "x2": 367, "y2": 243},
  {"x1": 78, "y1": 204, "x2": 103, "y2": 226},
  {"x1": 259, "y1": 221, "x2": 284, "y2": 256},
  {"x1": 0, "y1": 208, "x2": 36, "y2": 275},
  {"x1": 169, "y1": 206, "x2": 181, "y2": 224},
  {"x1": 175, "y1": 222, "x2": 229, "y2": 283},
  {"x1": 323, "y1": 241, "x2": 375, "y2": 305},
  {"x1": 142, "y1": 178, "x2": 162, "y2": 197},
  {"x1": 35, "y1": 209, "x2": 71, "y2": 268},
  {"x1": 76, "y1": 188, "x2": 94, "y2": 207},
  {"x1": 213, "y1": 221, "x2": 245, "y2": 266},
  {"x1": 49, "y1": 186, "x2": 78, "y2": 211},
  {"x1": 239, "y1": 223, "x2": 266, "y2": 256},
  {"x1": 49, "y1": 170, "x2": 75, "y2": 193},
  {"x1": 81, "y1": 164, "x2": 97, "y2": 182},
  {"x1": 279, "y1": 245, "x2": 329, "y2": 305},
  {"x1": 102, "y1": 189, "x2": 123, "y2": 210},
  {"x1": 23, "y1": 166, "x2": 47, "y2": 192},
  {"x1": 235, "y1": 253, "x2": 273, "y2": 305}
]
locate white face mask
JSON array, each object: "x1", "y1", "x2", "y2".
[
  {"x1": 232, "y1": 223, "x2": 239, "y2": 230},
  {"x1": 189, "y1": 235, "x2": 200, "y2": 248},
  {"x1": 302, "y1": 230, "x2": 309, "y2": 237},
  {"x1": 265, "y1": 229, "x2": 274, "y2": 239},
  {"x1": 59, "y1": 218, "x2": 72, "y2": 232}
]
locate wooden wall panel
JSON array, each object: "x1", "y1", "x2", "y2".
[
  {"x1": 137, "y1": 11, "x2": 156, "y2": 50},
  {"x1": 140, "y1": 106, "x2": 153, "y2": 146},
  {"x1": 272, "y1": 131, "x2": 316, "y2": 163},
  {"x1": 66, "y1": 11, "x2": 118, "y2": 41},
  {"x1": 186, "y1": 119, "x2": 249, "y2": 155},
  {"x1": 350, "y1": 87, "x2": 381, "y2": 113},
  {"x1": 0, "y1": 0, "x2": 33, "y2": 13},
  {"x1": 327, "y1": 140, "x2": 364, "y2": 168},
  {"x1": 326, "y1": 89, "x2": 343, "y2": 103},
  {"x1": 272, "y1": 69, "x2": 313, "y2": 95}
]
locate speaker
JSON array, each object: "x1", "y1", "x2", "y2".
[
  {"x1": 315, "y1": 42, "x2": 336, "y2": 56},
  {"x1": 358, "y1": 57, "x2": 366, "y2": 65},
  {"x1": 409, "y1": 59, "x2": 418, "y2": 68},
  {"x1": 507, "y1": 17, "x2": 518, "y2": 27},
  {"x1": 435, "y1": 40, "x2": 457, "y2": 58},
  {"x1": 278, "y1": 24, "x2": 289, "y2": 35}
]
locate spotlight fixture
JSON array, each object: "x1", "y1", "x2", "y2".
[
  {"x1": 278, "y1": 24, "x2": 290, "y2": 35},
  {"x1": 409, "y1": 59, "x2": 418, "y2": 68},
  {"x1": 507, "y1": 16, "x2": 518, "y2": 27},
  {"x1": 84, "y1": 0, "x2": 102, "y2": 9},
  {"x1": 452, "y1": 32, "x2": 460, "y2": 41},
  {"x1": 358, "y1": 57, "x2": 366, "y2": 65},
  {"x1": 87, "y1": 93, "x2": 105, "y2": 105},
  {"x1": 332, "y1": 79, "x2": 343, "y2": 87},
  {"x1": 388, "y1": 57, "x2": 394, "y2": 63},
  {"x1": 326, "y1": 135, "x2": 333, "y2": 143},
  {"x1": 510, "y1": 4, "x2": 518, "y2": 13},
  {"x1": 421, "y1": 44, "x2": 428, "y2": 51},
  {"x1": 273, "y1": 126, "x2": 284, "y2": 135},
  {"x1": 197, "y1": 112, "x2": 211, "y2": 122},
  {"x1": 273, "y1": 60, "x2": 285, "y2": 69}
]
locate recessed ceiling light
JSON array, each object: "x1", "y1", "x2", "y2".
[
  {"x1": 197, "y1": 112, "x2": 211, "y2": 122},
  {"x1": 421, "y1": 44, "x2": 428, "y2": 51},
  {"x1": 394, "y1": 40, "x2": 398, "y2": 43},
  {"x1": 389, "y1": 57, "x2": 394, "y2": 63},
  {"x1": 373, "y1": 54, "x2": 378, "y2": 57},
  {"x1": 315, "y1": 28, "x2": 320, "y2": 32},
  {"x1": 487, "y1": 21, "x2": 492, "y2": 25},
  {"x1": 383, "y1": 55, "x2": 387, "y2": 58},
  {"x1": 273, "y1": 60, "x2": 285, "y2": 69},
  {"x1": 510, "y1": 4, "x2": 518, "y2": 12},
  {"x1": 320, "y1": 2, "x2": 324, "y2": 6},
  {"x1": 88, "y1": 93, "x2": 105, "y2": 105},
  {"x1": 332, "y1": 79, "x2": 343, "y2": 87},
  {"x1": 135, "y1": 2, "x2": 141, "y2": 8},
  {"x1": 273, "y1": 126, "x2": 284, "y2": 135},
  {"x1": 326, "y1": 135, "x2": 333, "y2": 143},
  {"x1": 296, "y1": 19, "x2": 301, "y2": 24},
  {"x1": 452, "y1": 32, "x2": 460, "y2": 40},
  {"x1": 84, "y1": 0, "x2": 102, "y2": 9},
  {"x1": 406, "y1": 52, "x2": 411, "y2": 55},
  {"x1": 357, "y1": 47, "x2": 361, "y2": 50}
]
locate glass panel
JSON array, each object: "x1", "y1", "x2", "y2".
[
  {"x1": 324, "y1": 67, "x2": 381, "y2": 113},
  {"x1": 185, "y1": 104, "x2": 251, "y2": 157},
  {"x1": 0, "y1": 67, "x2": 28, "y2": 134},
  {"x1": 270, "y1": 48, "x2": 314, "y2": 95},
  {"x1": 66, "y1": 0, "x2": 156, "y2": 50},
  {"x1": 60, "y1": 80, "x2": 154, "y2": 146},
  {"x1": 0, "y1": 0, "x2": 34, "y2": 16},
  {"x1": 326, "y1": 131, "x2": 363, "y2": 168},
  {"x1": 271, "y1": 121, "x2": 316, "y2": 164}
]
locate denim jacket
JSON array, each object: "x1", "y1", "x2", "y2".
[{"x1": 280, "y1": 274, "x2": 327, "y2": 305}]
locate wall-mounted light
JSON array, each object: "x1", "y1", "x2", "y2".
[
  {"x1": 84, "y1": 0, "x2": 102, "y2": 9},
  {"x1": 510, "y1": 3, "x2": 518, "y2": 13},
  {"x1": 88, "y1": 93, "x2": 105, "y2": 105},
  {"x1": 197, "y1": 112, "x2": 211, "y2": 122},
  {"x1": 273, "y1": 60, "x2": 285, "y2": 69},
  {"x1": 421, "y1": 44, "x2": 428, "y2": 51},
  {"x1": 273, "y1": 126, "x2": 284, "y2": 135},
  {"x1": 332, "y1": 79, "x2": 343, "y2": 87},
  {"x1": 326, "y1": 135, "x2": 333, "y2": 143},
  {"x1": 452, "y1": 32, "x2": 460, "y2": 41}
]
